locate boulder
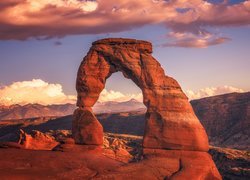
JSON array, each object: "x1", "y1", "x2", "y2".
[{"x1": 72, "y1": 108, "x2": 103, "y2": 145}]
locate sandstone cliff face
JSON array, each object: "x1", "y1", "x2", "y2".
[
  {"x1": 191, "y1": 92, "x2": 250, "y2": 150},
  {"x1": 73, "y1": 38, "x2": 209, "y2": 151}
]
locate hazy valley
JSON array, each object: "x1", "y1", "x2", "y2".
[{"x1": 1, "y1": 92, "x2": 249, "y2": 150}]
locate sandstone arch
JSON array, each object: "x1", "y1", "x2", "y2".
[{"x1": 73, "y1": 38, "x2": 209, "y2": 151}]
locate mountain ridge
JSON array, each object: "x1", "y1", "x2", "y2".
[{"x1": 0, "y1": 99, "x2": 145, "y2": 120}]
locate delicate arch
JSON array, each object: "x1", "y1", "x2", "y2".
[{"x1": 73, "y1": 38, "x2": 209, "y2": 151}]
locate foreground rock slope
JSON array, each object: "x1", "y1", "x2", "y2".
[
  {"x1": 0, "y1": 133, "x2": 221, "y2": 180},
  {"x1": 0, "y1": 128, "x2": 247, "y2": 179}
]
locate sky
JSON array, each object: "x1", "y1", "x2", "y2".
[{"x1": 0, "y1": 0, "x2": 249, "y2": 105}]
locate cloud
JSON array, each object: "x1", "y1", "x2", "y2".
[
  {"x1": 0, "y1": 0, "x2": 249, "y2": 47},
  {"x1": 163, "y1": 31, "x2": 231, "y2": 48},
  {"x1": 0, "y1": 79, "x2": 245, "y2": 105},
  {"x1": 0, "y1": 79, "x2": 143, "y2": 106},
  {"x1": 98, "y1": 89, "x2": 143, "y2": 102},
  {"x1": 0, "y1": 79, "x2": 76, "y2": 105},
  {"x1": 185, "y1": 85, "x2": 245, "y2": 100}
]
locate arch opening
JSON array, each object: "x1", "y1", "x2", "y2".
[{"x1": 93, "y1": 71, "x2": 146, "y2": 137}]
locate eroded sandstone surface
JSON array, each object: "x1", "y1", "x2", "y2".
[
  {"x1": 0, "y1": 133, "x2": 222, "y2": 180},
  {"x1": 73, "y1": 38, "x2": 209, "y2": 151}
]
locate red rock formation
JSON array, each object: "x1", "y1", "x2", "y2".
[
  {"x1": 73, "y1": 38, "x2": 208, "y2": 151},
  {"x1": 143, "y1": 149, "x2": 222, "y2": 179},
  {"x1": 0, "y1": 129, "x2": 59, "y2": 150},
  {"x1": 19, "y1": 130, "x2": 59, "y2": 150}
]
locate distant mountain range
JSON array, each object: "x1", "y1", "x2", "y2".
[
  {"x1": 0, "y1": 103, "x2": 76, "y2": 120},
  {"x1": 94, "y1": 98, "x2": 145, "y2": 114},
  {"x1": 0, "y1": 99, "x2": 145, "y2": 120}
]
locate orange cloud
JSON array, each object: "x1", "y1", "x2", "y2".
[
  {"x1": 163, "y1": 32, "x2": 231, "y2": 48},
  {"x1": 0, "y1": 79, "x2": 245, "y2": 105},
  {"x1": 0, "y1": 0, "x2": 249, "y2": 45},
  {"x1": 185, "y1": 85, "x2": 245, "y2": 100},
  {"x1": 98, "y1": 89, "x2": 142, "y2": 102},
  {"x1": 0, "y1": 79, "x2": 143, "y2": 106},
  {"x1": 0, "y1": 79, "x2": 76, "y2": 105}
]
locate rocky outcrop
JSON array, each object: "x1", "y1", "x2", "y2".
[
  {"x1": 103, "y1": 134, "x2": 134, "y2": 163},
  {"x1": 0, "y1": 129, "x2": 59, "y2": 150},
  {"x1": 209, "y1": 146, "x2": 250, "y2": 180},
  {"x1": 19, "y1": 130, "x2": 59, "y2": 150},
  {"x1": 73, "y1": 38, "x2": 209, "y2": 151},
  {"x1": 191, "y1": 92, "x2": 250, "y2": 150}
]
